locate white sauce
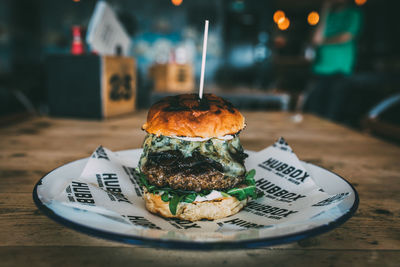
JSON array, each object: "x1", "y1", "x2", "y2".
[
  {"x1": 171, "y1": 135, "x2": 234, "y2": 142},
  {"x1": 194, "y1": 190, "x2": 224, "y2": 202}
]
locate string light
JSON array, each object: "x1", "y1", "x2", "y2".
[
  {"x1": 171, "y1": 0, "x2": 183, "y2": 6},
  {"x1": 277, "y1": 17, "x2": 285, "y2": 25},
  {"x1": 307, "y1": 11, "x2": 320, "y2": 25},
  {"x1": 277, "y1": 17, "x2": 290, "y2": 31},
  {"x1": 355, "y1": 0, "x2": 367, "y2": 6},
  {"x1": 273, "y1": 10, "x2": 285, "y2": 23}
]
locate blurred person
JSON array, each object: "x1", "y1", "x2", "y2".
[{"x1": 303, "y1": 0, "x2": 362, "y2": 122}]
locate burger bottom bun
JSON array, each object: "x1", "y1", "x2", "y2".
[{"x1": 143, "y1": 190, "x2": 248, "y2": 221}]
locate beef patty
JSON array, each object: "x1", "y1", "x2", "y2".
[{"x1": 141, "y1": 150, "x2": 244, "y2": 192}]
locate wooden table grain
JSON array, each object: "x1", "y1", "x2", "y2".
[{"x1": 0, "y1": 112, "x2": 399, "y2": 267}]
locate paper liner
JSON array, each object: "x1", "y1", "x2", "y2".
[{"x1": 42, "y1": 138, "x2": 350, "y2": 236}]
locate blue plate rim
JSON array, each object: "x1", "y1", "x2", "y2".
[{"x1": 32, "y1": 155, "x2": 359, "y2": 250}]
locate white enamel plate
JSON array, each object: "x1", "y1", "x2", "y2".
[{"x1": 33, "y1": 149, "x2": 358, "y2": 249}]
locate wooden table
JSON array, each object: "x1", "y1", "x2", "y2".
[{"x1": 1, "y1": 112, "x2": 399, "y2": 266}]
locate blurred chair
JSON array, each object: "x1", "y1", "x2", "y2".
[
  {"x1": 362, "y1": 94, "x2": 400, "y2": 143},
  {"x1": 0, "y1": 73, "x2": 36, "y2": 125}
]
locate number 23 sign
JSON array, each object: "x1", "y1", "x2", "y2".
[{"x1": 102, "y1": 56, "x2": 136, "y2": 117}]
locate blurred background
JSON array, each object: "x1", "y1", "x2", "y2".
[{"x1": 0, "y1": 0, "x2": 399, "y2": 142}]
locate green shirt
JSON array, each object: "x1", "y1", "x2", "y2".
[{"x1": 313, "y1": 7, "x2": 362, "y2": 75}]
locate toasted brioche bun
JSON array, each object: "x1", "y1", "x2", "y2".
[
  {"x1": 143, "y1": 189, "x2": 248, "y2": 221},
  {"x1": 142, "y1": 94, "x2": 245, "y2": 138}
]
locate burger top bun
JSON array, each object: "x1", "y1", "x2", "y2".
[{"x1": 142, "y1": 94, "x2": 245, "y2": 138}]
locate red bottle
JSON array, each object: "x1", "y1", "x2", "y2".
[{"x1": 71, "y1": 26, "x2": 85, "y2": 55}]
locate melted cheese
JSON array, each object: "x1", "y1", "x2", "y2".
[{"x1": 139, "y1": 134, "x2": 246, "y2": 178}]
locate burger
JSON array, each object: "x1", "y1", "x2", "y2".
[{"x1": 138, "y1": 93, "x2": 260, "y2": 221}]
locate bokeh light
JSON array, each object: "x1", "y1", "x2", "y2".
[
  {"x1": 273, "y1": 10, "x2": 285, "y2": 23},
  {"x1": 307, "y1": 11, "x2": 319, "y2": 26},
  {"x1": 171, "y1": 0, "x2": 183, "y2": 6},
  {"x1": 355, "y1": 0, "x2": 367, "y2": 6},
  {"x1": 277, "y1": 17, "x2": 290, "y2": 31},
  {"x1": 277, "y1": 17, "x2": 285, "y2": 25}
]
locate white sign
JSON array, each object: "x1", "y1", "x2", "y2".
[{"x1": 86, "y1": 1, "x2": 131, "y2": 56}]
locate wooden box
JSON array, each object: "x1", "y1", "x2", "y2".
[
  {"x1": 46, "y1": 55, "x2": 136, "y2": 119},
  {"x1": 149, "y1": 63, "x2": 194, "y2": 93}
]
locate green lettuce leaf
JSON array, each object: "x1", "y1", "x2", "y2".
[
  {"x1": 169, "y1": 194, "x2": 185, "y2": 215},
  {"x1": 161, "y1": 193, "x2": 170, "y2": 202},
  {"x1": 245, "y1": 169, "x2": 256, "y2": 185},
  {"x1": 183, "y1": 193, "x2": 197, "y2": 203},
  {"x1": 137, "y1": 169, "x2": 261, "y2": 214}
]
